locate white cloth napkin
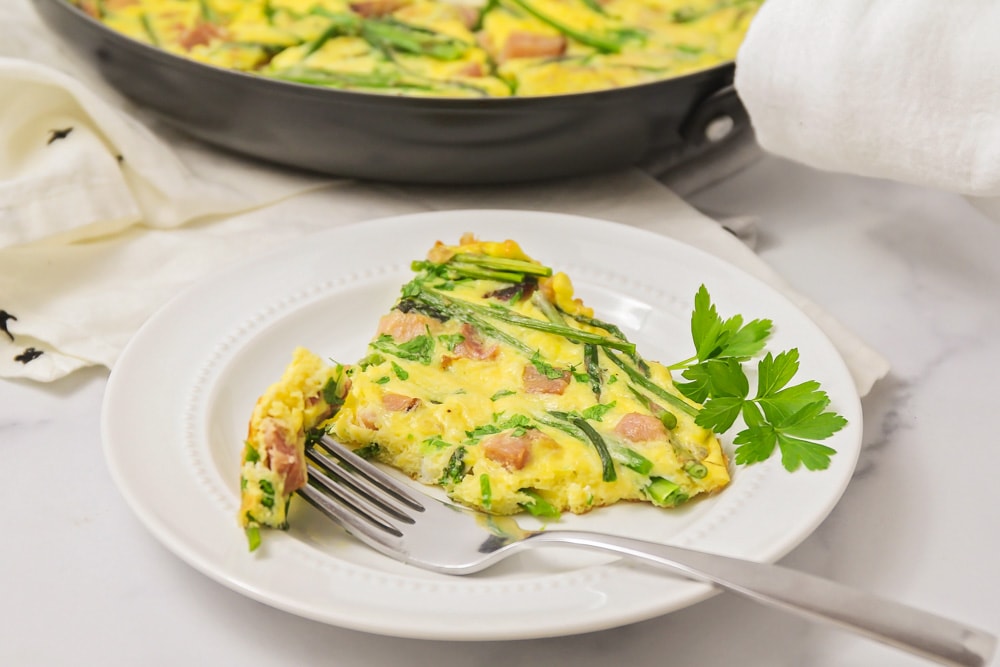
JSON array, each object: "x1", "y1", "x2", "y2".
[
  {"x1": 0, "y1": 57, "x2": 331, "y2": 248},
  {"x1": 0, "y1": 0, "x2": 889, "y2": 394},
  {"x1": 735, "y1": 0, "x2": 1000, "y2": 200}
]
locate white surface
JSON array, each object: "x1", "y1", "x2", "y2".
[
  {"x1": 101, "y1": 210, "x2": 863, "y2": 640},
  {"x1": 5, "y1": 156, "x2": 999, "y2": 665}
]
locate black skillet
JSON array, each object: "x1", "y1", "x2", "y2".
[{"x1": 32, "y1": 0, "x2": 750, "y2": 184}]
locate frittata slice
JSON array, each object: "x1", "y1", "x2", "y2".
[
  {"x1": 242, "y1": 234, "x2": 730, "y2": 547},
  {"x1": 325, "y1": 233, "x2": 729, "y2": 514}
]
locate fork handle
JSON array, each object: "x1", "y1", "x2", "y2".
[{"x1": 526, "y1": 531, "x2": 996, "y2": 667}]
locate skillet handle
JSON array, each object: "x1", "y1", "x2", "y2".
[{"x1": 679, "y1": 83, "x2": 750, "y2": 149}]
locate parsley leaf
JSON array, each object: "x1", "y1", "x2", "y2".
[
  {"x1": 674, "y1": 286, "x2": 847, "y2": 472},
  {"x1": 685, "y1": 284, "x2": 772, "y2": 364}
]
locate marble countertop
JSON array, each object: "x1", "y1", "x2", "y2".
[{"x1": 3, "y1": 155, "x2": 998, "y2": 666}]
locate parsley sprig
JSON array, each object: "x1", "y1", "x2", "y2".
[{"x1": 669, "y1": 286, "x2": 847, "y2": 472}]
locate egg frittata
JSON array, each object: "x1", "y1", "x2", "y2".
[
  {"x1": 239, "y1": 234, "x2": 730, "y2": 549},
  {"x1": 74, "y1": 0, "x2": 762, "y2": 97},
  {"x1": 238, "y1": 347, "x2": 349, "y2": 550}
]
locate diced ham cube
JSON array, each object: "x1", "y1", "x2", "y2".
[
  {"x1": 178, "y1": 21, "x2": 223, "y2": 50},
  {"x1": 614, "y1": 413, "x2": 667, "y2": 442},
  {"x1": 350, "y1": 0, "x2": 407, "y2": 17},
  {"x1": 500, "y1": 32, "x2": 567, "y2": 62},
  {"x1": 522, "y1": 363, "x2": 571, "y2": 395},
  {"x1": 453, "y1": 323, "x2": 498, "y2": 360},
  {"x1": 382, "y1": 393, "x2": 421, "y2": 412},
  {"x1": 376, "y1": 310, "x2": 440, "y2": 343},
  {"x1": 482, "y1": 432, "x2": 532, "y2": 470},
  {"x1": 454, "y1": 62, "x2": 485, "y2": 78},
  {"x1": 259, "y1": 417, "x2": 305, "y2": 492}
]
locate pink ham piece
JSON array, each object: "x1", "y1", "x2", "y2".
[
  {"x1": 482, "y1": 431, "x2": 536, "y2": 470},
  {"x1": 376, "y1": 310, "x2": 440, "y2": 343},
  {"x1": 259, "y1": 417, "x2": 306, "y2": 492},
  {"x1": 614, "y1": 412, "x2": 668, "y2": 442},
  {"x1": 522, "y1": 363, "x2": 571, "y2": 395},
  {"x1": 500, "y1": 32, "x2": 567, "y2": 62},
  {"x1": 453, "y1": 323, "x2": 498, "y2": 360},
  {"x1": 178, "y1": 21, "x2": 223, "y2": 50},
  {"x1": 350, "y1": 0, "x2": 407, "y2": 17},
  {"x1": 382, "y1": 392, "x2": 421, "y2": 412}
]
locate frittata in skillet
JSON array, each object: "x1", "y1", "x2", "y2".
[
  {"x1": 74, "y1": 0, "x2": 762, "y2": 97},
  {"x1": 239, "y1": 234, "x2": 729, "y2": 548}
]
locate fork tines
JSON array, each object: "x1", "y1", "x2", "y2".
[{"x1": 298, "y1": 436, "x2": 425, "y2": 548}]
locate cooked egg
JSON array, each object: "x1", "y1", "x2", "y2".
[
  {"x1": 241, "y1": 233, "x2": 730, "y2": 549},
  {"x1": 75, "y1": 0, "x2": 761, "y2": 97}
]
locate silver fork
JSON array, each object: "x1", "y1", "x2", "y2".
[{"x1": 298, "y1": 435, "x2": 996, "y2": 667}]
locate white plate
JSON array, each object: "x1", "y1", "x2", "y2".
[{"x1": 102, "y1": 210, "x2": 863, "y2": 641}]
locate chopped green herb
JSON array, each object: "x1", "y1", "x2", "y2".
[
  {"x1": 371, "y1": 331, "x2": 435, "y2": 365},
  {"x1": 353, "y1": 443, "x2": 381, "y2": 459},
  {"x1": 581, "y1": 401, "x2": 616, "y2": 422},
  {"x1": 422, "y1": 435, "x2": 452, "y2": 449},
  {"x1": 437, "y1": 333, "x2": 466, "y2": 351},
  {"x1": 321, "y1": 366, "x2": 347, "y2": 408},
  {"x1": 391, "y1": 361, "x2": 409, "y2": 380},
  {"x1": 466, "y1": 424, "x2": 501, "y2": 440},
  {"x1": 358, "y1": 352, "x2": 386, "y2": 370},
  {"x1": 490, "y1": 389, "x2": 516, "y2": 401},
  {"x1": 244, "y1": 444, "x2": 260, "y2": 463},
  {"x1": 530, "y1": 351, "x2": 566, "y2": 380},
  {"x1": 375, "y1": 376, "x2": 391, "y2": 384}
]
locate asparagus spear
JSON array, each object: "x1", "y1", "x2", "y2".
[
  {"x1": 271, "y1": 67, "x2": 435, "y2": 92},
  {"x1": 507, "y1": 0, "x2": 625, "y2": 53},
  {"x1": 549, "y1": 411, "x2": 616, "y2": 482},
  {"x1": 309, "y1": 9, "x2": 470, "y2": 61},
  {"x1": 604, "y1": 348, "x2": 699, "y2": 417},
  {"x1": 419, "y1": 288, "x2": 637, "y2": 353}
]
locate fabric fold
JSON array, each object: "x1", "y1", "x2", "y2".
[{"x1": 0, "y1": 57, "x2": 332, "y2": 249}]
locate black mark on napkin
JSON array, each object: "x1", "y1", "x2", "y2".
[
  {"x1": 0, "y1": 310, "x2": 16, "y2": 341},
  {"x1": 14, "y1": 347, "x2": 43, "y2": 364},
  {"x1": 47, "y1": 127, "x2": 74, "y2": 145}
]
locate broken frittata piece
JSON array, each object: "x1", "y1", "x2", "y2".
[{"x1": 238, "y1": 347, "x2": 349, "y2": 550}]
